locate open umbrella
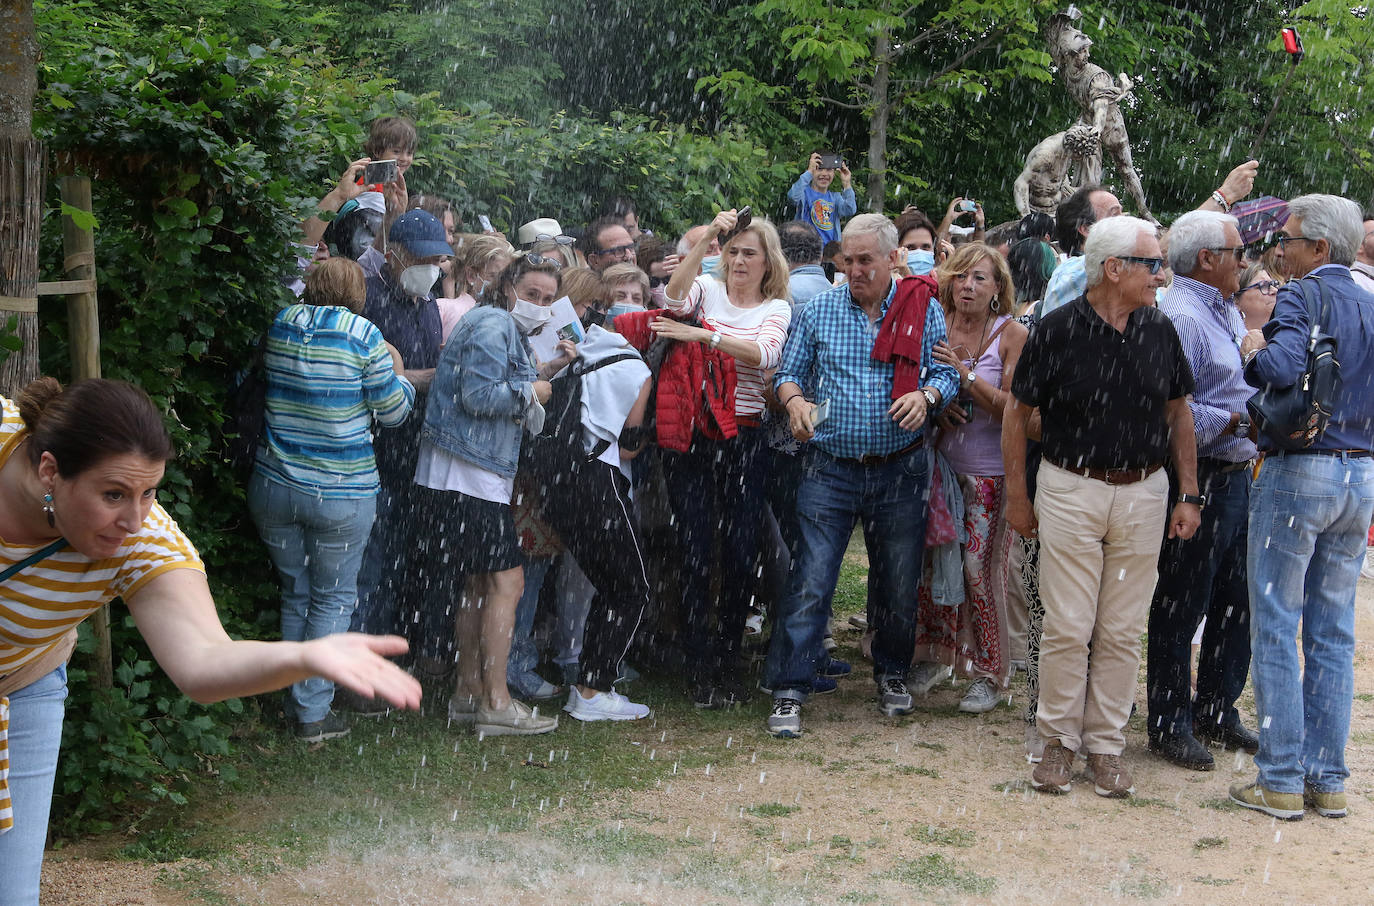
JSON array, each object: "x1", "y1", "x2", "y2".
[{"x1": 1232, "y1": 195, "x2": 1288, "y2": 246}]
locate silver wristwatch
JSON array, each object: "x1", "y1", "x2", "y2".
[{"x1": 921, "y1": 388, "x2": 938, "y2": 409}]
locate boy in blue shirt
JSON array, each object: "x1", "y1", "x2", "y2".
[{"x1": 788, "y1": 151, "x2": 857, "y2": 244}]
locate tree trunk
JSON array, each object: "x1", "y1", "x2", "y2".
[
  {"x1": 865, "y1": 26, "x2": 891, "y2": 213},
  {"x1": 0, "y1": 0, "x2": 43, "y2": 398}
]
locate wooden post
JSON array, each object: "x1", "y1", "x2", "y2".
[
  {"x1": 0, "y1": 135, "x2": 44, "y2": 397},
  {"x1": 58, "y1": 175, "x2": 113, "y2": 689}
]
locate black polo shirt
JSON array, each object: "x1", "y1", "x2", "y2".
[{"x1": 1012, "y1": 295, "x2": 1194, "y2": 471}]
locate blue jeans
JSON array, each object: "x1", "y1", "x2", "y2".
[
  {"x1": 1248, "y1": 451, "x2": 1374, "y2": 794},
  {"x1": 248, "y1": 473, "x2": 376, "y2": 723},
  {"x1": 0, "y1": 665, "x2": 67, "y2": 906},
  {"x1": 766, "y1": 444, "x2": 930, "y2": 699},
  {"x1": 508, "y1": 555, "x2": 555, "y2": 695}
]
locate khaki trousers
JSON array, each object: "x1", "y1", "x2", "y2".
[{"x1": 1034, "y1": 460, "x2": 1168, "y2": 755}]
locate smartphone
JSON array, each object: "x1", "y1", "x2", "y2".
[
  {"x1": 478, "y1": 214, "x2": 494, "y2": 232},
  {"x1": 818, "y1": 154, "x2": 844, "y2": 170},
  {"x1": 811, "y1": 398, "x2": 832, "y2": 428},
  {"x1": 720, "y1": 206, "x2": 752, "y2": 244},
  {"x1": 958, "y1": 199, "x2": 978, "y2": 213},
  {"x1": 363, "y1": 159, "x2": 398, "y2": 186}
]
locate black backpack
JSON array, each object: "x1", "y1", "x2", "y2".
[
  {"x1": 225, "y1": 336, "x2": 269, "y2": 476},
  {"x1": 1246, "y1": 275, "x2": 1342, "y2": 450},
  {"x1": 521, "y1": 353, "x2": 638, "y2": 497}
]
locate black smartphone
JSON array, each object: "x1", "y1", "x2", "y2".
[
  {"x1": 363, "y1": 159, "x2": 398, "y2": 185},
  {"x1": 719, "y1": 206, "x2": 753, "y2": 244},
  {"x1": 817, "y1": 153, "x2": 844, "y2": 170}
]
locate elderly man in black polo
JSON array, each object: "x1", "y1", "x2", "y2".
[{"x1": 1003, "y1": 215, "x2": 1202, "y2": 799}]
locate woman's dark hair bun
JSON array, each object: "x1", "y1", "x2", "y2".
[{"x1": 16, "y1": 377, "x2": 64, "y2": 432}]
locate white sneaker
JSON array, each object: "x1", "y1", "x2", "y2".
[
  {"x1": 1361, "y1": 546, "x2": 1374, "y2": 580},
  {"x1": 958, "y1": 677, "x2": 1002, "y2": 714},
  {"x1": 1025, "y1": 723, "x2": 1046, "y2": 764},
  {"x1": 744, "y1": 610, "x2": 765, "y2": 636},
  {"x1": 909, "y1": 661, "x2": 952, "y2": 696},
  {"x1": 564, "y1": 688, "x2": 651, "y2": 722}
]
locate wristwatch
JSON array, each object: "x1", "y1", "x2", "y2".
[
  {"x1": 1234, "y1": 415, "x2": 1251, "y2": 439},
  {"x1": 964, "y1": 371, "x2": 978, "y2": 388},
  {"x1": 921, "y1": 387, "x2": 939, "y2": 409},
  {"x1": 1177, "y1": 493, "x2": 1207, "y2": 507},
  {"x1": 708, "y1": 333, "x2": 722, "y2": 349}
]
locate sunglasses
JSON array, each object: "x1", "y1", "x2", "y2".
[
  {"x1": 1115, "y1": 255, "x2": 1165, "y2": 274},
  {"x1": 1209, "y1": 246, "x2": 1246, "y2": 261},
  {"x1": 648, "y1": 275, "x2": 670, "y2": 288},
  {"x1": 1239, "y1": 279, "x2": 1280, "y2": 296},
  {"x1": 594, "y1": 243, "x2": 636, "y2": 257},
  {"x1": 1275, "y1": 235, "x2": 1318, "y2": 248},
  {"x1": 533, "y1": 233, "x2": 575, "y2": 246},
  {"x1": 519, "y1": 252, "x2": 562, "y2": 270}
]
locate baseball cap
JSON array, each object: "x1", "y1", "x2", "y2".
[{"x1": 387, "y1": 210, "x2": 454, "y2": 257}]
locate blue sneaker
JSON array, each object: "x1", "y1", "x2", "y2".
[
  {"x1": 812, "y1": 674, "x2": 838, "y2": 695},
  {"x1": 818, "y1": 656, "x2": 852, "y2": 678}
]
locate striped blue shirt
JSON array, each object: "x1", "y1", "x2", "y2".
[
  {"x1": 1158, "y1": 276, "x2": 1257, "y2": 462},
  {"x1": 775, "y1": 279, "x2": 960, "y2": 460},
  {"x1": 1037, "y1": 255, "x2": 1085, "y2": 319},
  {"x1": 256, "y1": 304, "x2": 415, "y2": 497}
]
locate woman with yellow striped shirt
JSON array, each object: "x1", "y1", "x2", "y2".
[{"x1": 0, "y1": 378, "x2": 421, "y2": 906}]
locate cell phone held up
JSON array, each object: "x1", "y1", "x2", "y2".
[
  {"x1": 718, "y1": 206, "x2": 752, "y2": 245},
  {"x1": 817, "y1": 153, "x2": 845, "y2": 170},
  {"x1": 363, "y1": 159, "x2": 399, "y2": 186},
  {"x1": 957, "y1": 199, "x2": 978, "y2": 213}
]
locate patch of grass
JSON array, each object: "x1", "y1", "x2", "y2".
[
  {"x1": 822, "y1": 758, "x2": 857, "y2": 774},
  {"x1": 913, "y1": 740, "x2": 947, "y2": 752},
  {"x1": 746, "y1": 802, "x2": 799, "y2": 818},
  {"x1": 792, "y1": 751, "x2": 824, "y2": 766},
  {"x1": 894, "y1": 764, "x2": 940, "y2": 778},
  {"x1": 1193, "y1": 836, "x2": 1226, "y2": 851},
  {"x1": 839, "y1": 892, "x2": 879, "y2": 904},
  {"x1": 120, "y1": 824, "x2": 221, "y2": 862},
  {"x1": 1353, "y1": 693, "x2": 1373, "y2": 703},
  {"x1": 1192, "y1": 875, "x2": 1236, "y2": 886},
  {"x1": 992, "y1": 779, "x2": 1029, "y2": 793},
  {"x1": 1198, "y1": 797, "x2": 1242, "y2": 812},
  {"x1": 909, "y1": 825, "x2": 975, "y2": 847},
  {"x1": 1125, "y1": 796, "x2": 1177, "y2": 810},
  {"x1": 1112, "y1": 875, "x2": 1167, "y2": 899},
  {"x1": 877, "y1": 854, "x2": 995, "y2": 895}
]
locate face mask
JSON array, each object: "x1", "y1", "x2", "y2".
[
  {"x1": 649, "y1": 284, "x2": 668, "y2": 307},
  {"x1": 907, "y1": 248, "x2": 936, "y2": 276},
  {"x1": 510, "y1": 297, "x2": 553, "y2": 334},
  {"x1": 399, "y1": 263, "x2": 440, "y2": 297},
  {"x1": 701, "y1": 254, "x2": 722, "y2": 278},
  {"x1": 581, "y1": 308, "x2": 607, "y2": 329}
]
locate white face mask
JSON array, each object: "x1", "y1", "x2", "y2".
[
  {"x1": 510, "y1": 296, "x2": 553, "y2": 334},
  {"x1": 399, "y1": 263, "x2": 440, "y2": 297}
]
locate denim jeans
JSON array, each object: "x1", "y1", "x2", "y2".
[
  {"x1": 1146, "y1": 464, "x2": 1251, "y2": 739},
  {"x1": 248, "y1": 472, "x2": 376, "y2": 723},
  {"x1": 508, "y1": 555, "x2": 555, "y2": 696},
  {"x1": 766, "y1": 444, "x2": 930, "y2": 699},
  {"x1": 0, "y1": 665, "x2": 67, "y2": 906},
  {"x1": 1248, "y1": 451, "x2": 1374, "y2": 794}
]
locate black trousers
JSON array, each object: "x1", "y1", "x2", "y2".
[{"x1": 540, "y1": 462, "x2": 651, "y2": 691}]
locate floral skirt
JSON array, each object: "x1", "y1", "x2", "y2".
[{"x1": 913, "y1": 474, "x2": 1011, "y2": 685}]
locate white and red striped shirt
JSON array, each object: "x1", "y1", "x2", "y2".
[{"x1": 668, "y1": 276, "x2": 791, "y2": 417}]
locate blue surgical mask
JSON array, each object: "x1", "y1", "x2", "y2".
[
  {"x1": 907, "y1": 248, "x2": 935, "y2": 276},
  {"x1": 701, "y1": 254, "x2": 722, "y2": 278}
]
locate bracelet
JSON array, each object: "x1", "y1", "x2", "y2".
[
  {"x1": 779, "y1": 392, "x2": 804, "y2": 408},
  {"x1": 1211, "y1": 190, "x2": 1232, "y2": 212}
]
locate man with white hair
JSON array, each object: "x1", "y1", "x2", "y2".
[
  {"x1": 764, "y1": 213, "x2": 960, "y2": 738},
  {"x1": 1004, "y1": 215, "x2": 1201, "y2": 798},
  {"x1": 1230, "y1": 193, "x2": 1374, "y2": 821},
  {"x1": 1146, "y1": 211, "x2": 1258, "y2": 771}
]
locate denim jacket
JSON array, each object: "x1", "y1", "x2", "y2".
[{"x1": 421, "y1": 305, "x2": 536, "y2": 478}]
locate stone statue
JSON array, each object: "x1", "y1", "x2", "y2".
[
  {"x1": 1020, "y1": 10, "x2": 1158, "y2": 224},
  {"x1": 1014, "y1": 130, "x2": 1080, "y2": 216}
]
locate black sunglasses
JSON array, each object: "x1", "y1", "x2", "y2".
[
  {"x1": 1239, "y1": 279, "x2": 1280, "y2": 296},
  {"x1": 1115, "y1": 255, "x2": 1165, "y2": 274},
  {"x1": 648, "y1": 275, "x2": 669, "y2": 288}
]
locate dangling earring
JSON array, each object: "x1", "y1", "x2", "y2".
[
  {"x1": 990, "y1": 298, "x2": 1001, "y2": 313},
  {"x1": 42, "y1": 490, "x2": 55, "y2": 528}
]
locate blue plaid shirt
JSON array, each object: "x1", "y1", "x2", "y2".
[
  {"x1": 775, "y1": 279, "x2": 960, "y2": 460},
  {"x1": 1158, "y1": 276, "x2": 1257, "y2": 463}
]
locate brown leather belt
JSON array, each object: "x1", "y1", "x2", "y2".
[
  {"x1": 1048, "y1": 458, "x2": 1162, "y2": 485},
  {"x1": 837, "y1": 437, "x2": 924, "y2": 466}
]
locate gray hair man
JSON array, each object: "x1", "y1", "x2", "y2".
[
  {"x1": 1005, "y1": 215, "x2": 1200, "y2": 799},
  {"x1": 1147, "y1": 210, "x2": 1258, "y2": 772},
  {"x1": 1230, "y1": 194, "x2": 1374, "y2": 821}
]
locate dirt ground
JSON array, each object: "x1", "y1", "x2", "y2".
[{"x1": 42, "y1": 576, "x2": 1374, "y2": 905}]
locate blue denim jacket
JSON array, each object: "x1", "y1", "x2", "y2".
[{"x1": 421, "y1": 305, "x2": 536, "y2": 478}]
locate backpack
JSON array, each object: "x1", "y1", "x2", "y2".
[
  {"x1": 521, "y1": 352, "x2": 638, "y2": 497},
  {"x1": 1246, "y1": 275, "x2": 1342, "y2": 450},
  {"x1": 225, "y1": 336, "x2": 269, "y2": 476}
]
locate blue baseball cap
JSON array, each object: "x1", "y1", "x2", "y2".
[{"x1": 387, "y1": 210, "x2": 454, "y2": 257}]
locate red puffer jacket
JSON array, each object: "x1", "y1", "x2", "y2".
[{"x1": 613, "y1": 309, "x2": 737, "y2": 452}]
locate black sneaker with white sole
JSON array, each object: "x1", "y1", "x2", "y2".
[
  {"x1": 877, "y1": 677, "x2": 914, "y2": 716},
  {"x1": 295, "y1": 711, "x2": 350, "y2": 743}
]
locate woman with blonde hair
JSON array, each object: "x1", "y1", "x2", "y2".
[
  {"x1": 912, "y1": 242, "x2": 1028, "y2": 714},
  {"x1": 653, "y1": 209, "x2": 792, "y2": 708},
  {"x1": 442, "y1": 233, "x2": 514, "y2": 343}
]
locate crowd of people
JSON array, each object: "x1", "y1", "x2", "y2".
[{"x1": 4, "y1": 113, "x2": 1374, "y2": 902}]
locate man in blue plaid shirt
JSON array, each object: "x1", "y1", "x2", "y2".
[{"x1": 764, "y1": 213, "x2": 960, "y2": 738}]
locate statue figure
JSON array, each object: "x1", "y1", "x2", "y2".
[
  {"x1": 1038, "y1": 10, "x2": 1158, "y2": 225},
  {"x1": 1014, "y1": 130, "x2": 1081, "y2": 217}
]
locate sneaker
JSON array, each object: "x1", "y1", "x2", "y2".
[
  {"x1": 1147, "y1": 731, "x2": 1215, "y2": 771},
  {"x1": 909, "y1": 661, "x2": 952, "y2": 696},
  {"x1": 758, "y1": 674, "x2": 835, "y2": 696},
  {"x1": 1085, "y1": 752, "x2": 1136, "y2": 798},
  {"x1": 692, "y1": 684, "x2": 750, "y2": 710},
  {"x1": 447, "y1": 692, "x2": 479, "y2": 724},
  {"x1": 1229, "y1": 782, "x2": 1303, "y2": 820},
  {"x1": 768, "y1": 697, "x2": 803, "y2": 738},
  {"x1": 822, "y1": 634, "x2": 837, "y2": 653},
  {"x1": 1031, "y1": 739, "x2": 1074, "y2": 794},
  {"x1": 565, "y1": 688, "x2": 651, "y2": 722},
  {"x1": 511, "y1": 676, "x2": 564, "y2": 702},
  {"x1": 475, "y1": 699, "x2": 559, "y2": 737},
  {"x1": 958, "y1": 677, "x2": 1001, "y2": 714},
  {"x1": 818, "y1": 656, "x2": 853, "y2": 678},
  {"x1": 744, "y1": 609, "x2": 765, "y2": 636},
  {"x1": 1025, "y1": 723, "x2": 1045, "y2": 764},
  {"x1": 295, "y1": 711, "x2": 350, "y2": 743},
  {"x1": 848, "y1": 614, "x2": 868, "y2": 630},
  {"x1": 333, "y1": 686, "x2": 392, "y2": 716},
  {"x1": 877, "y1": 677, "x2": 914, "y2": 716},
  {"x1": 1304, "y1": 784, "x2": 1347, "y2": 819}
]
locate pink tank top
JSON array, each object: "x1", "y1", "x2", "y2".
[{"x1": 941, "y1": 315, "x2": 1010, "y2": 477}]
